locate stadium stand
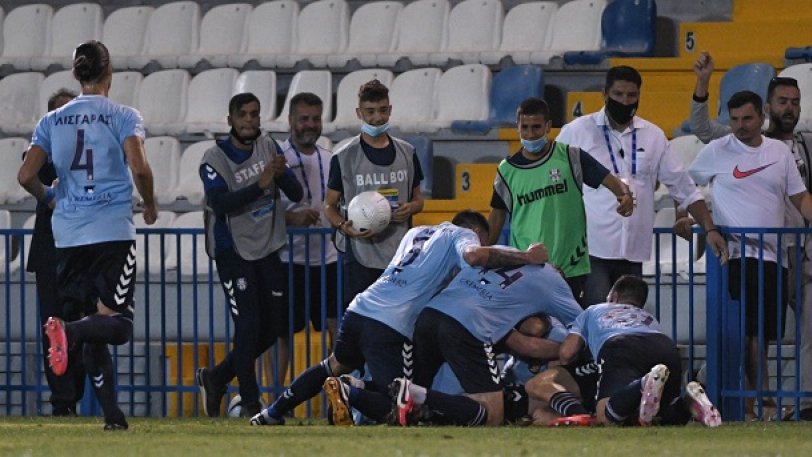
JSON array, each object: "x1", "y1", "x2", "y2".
[
  {"x1": 778, "y1": 63, "x2": 812, "y2": 132},
  {"x1": 142, "y1": 136, "x2": 182, "y2": 206},
  {"x1": 479, "y1": 1, "x2": 557, "y2": 66},
  {"x1": 529, "y1": 0, "x2": 605, "y2": 65},
  {"x1": 376, "y1": 0, "x2": 450, "y2": 68},
  {"x1": 0, "y1": 72, "x2": 45, "y2": 135},
  {"x1": 429, "y1": 0, "x2": 504, "y2": 67},
  {"x1": 134, "y1": 211, "x2": 178, "y2": 279},
  {"x1": 171, "y1": 68, "x2": 239, "y2": 136},
  {"x1": 38, "y1": 70, "x2": 80, "y2": 118},
  {"x1": 328, "y1": 69, "x2": 395, "y2": 131},
  {"x1": 233, "y1": 70, "x2": 278, "y2": 131},
  {"x1": 402, "y1": 135, "x2": 434, "y2": 198},
  {"x1": 175, "y1": 140, "x2": 214, "y2": 205},
  {"x1": 266, "y1": 70, "x2": 333, "y2": 132},
  {"x1": 327, "y1": 1, "x2": 402, "y2": 69},
  {"x1": 0, "y1": 138, "x2": 29, "y2": 204},
  {"x1": 274, "y1": 0, "x2": 349, "y2": 69},
  {"x1": 0, "y1": 4, "x2": 52, "y2": 72},
  {"x1": 227, "y1": 0, "x2": 298, "y2": 69},
  {"x1": 164, "y1": 211, "x2": 214, "y2": 279},
  {"x1": 563, "y1": 0, "x2": 656, "y2": 65},
  {"x1": 0, "y1": 210, "x2": 12, "y2": 275},
  {"x1": 101, "y1": 6, "x2": 154, "y2": 70},
  {"x1": 177, "y1": 3, "x2": 252, "y2": 70},
  {"x1": 433, "y1": 64, "x2": 492, "y2": 130},
  {"x1": 129, "y1": 1, "x2": 201, "y2": 70},
  {"x1": 108, "y1": 71, "x2": 144, "y2": 108},
  {"x1": 30, "y1": 3, "x2": 102, "y2": 71},
  {"x1": 387, "y1": 67, "x2": 442, "y2": 133},
  {"x1": 715, "y1": 63, "x2": 775, "y2": 125},
  {"x1": 137, "y1": 69, "x2": 191, "y2": 136}
]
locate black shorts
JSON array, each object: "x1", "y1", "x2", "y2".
[
  {"x1": 57, "y1": 240, "x2": 136, "y2": 319},
  {"x1": 333, "y1": 311, "x2": 412, "y2": 390},
  {"x1": 728, "y1": 257, "x2": 788, "y2": 340},
  {"x1": 280, "y1": 262, "x2": 338, "y2": 334},
  {"x1": 413, "y1": 308, "x2": 501, "y2": 394},
  {"x1": 565, "y1": 360, "x2": 601, "y2": 413},
  {"x1": 595, "y1": 333, "x2": 681, "y2": 406}
]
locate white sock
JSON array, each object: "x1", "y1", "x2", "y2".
[{"x1": 408, "y1": 383, "x2": 427, "y2": 406}]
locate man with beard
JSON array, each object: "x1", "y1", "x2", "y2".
[
  {"x1": 557, "y1": 65, "x2": 725, "y2": 306},
  {"x1": 688, "y1": 52, "x2": 812, "y2": 419},
  {"x1": 196, "y1": 92, "x2": 303, "y2": 418}
]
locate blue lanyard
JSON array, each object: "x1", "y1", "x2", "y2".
[
  {"x1": 289, "y1": 140, "x2": 325, "y2": 203},
  {"x1": 602, "y1": 124, "x2": 637, "y2": 177}
]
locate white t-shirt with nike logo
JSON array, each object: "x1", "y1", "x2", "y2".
[{"x1": 689, "y1": 134, "x2": 806, "y2": 262}]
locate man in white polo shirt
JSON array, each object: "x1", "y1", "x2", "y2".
[
  {"x1": 558, "y1": 65, "x2": 726, "y2": 305},
  {"x1": 689, "y1": 90, "x2": 812, "y2": 416}
]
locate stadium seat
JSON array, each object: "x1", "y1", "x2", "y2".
[
  {"x1": 137, "y1": 70, "x2": 190, "y2": 136},
  {"x1": 0, "y1": 72, "x2": 45, "y2": 135},
  {"x1": 642, "y1": 207, "x2": 689, "y2": 276},
  {"x1": 135, "y1": 211, "x2": 178, "y2": 279},
  {"x1": 329, "y1": 69, "x2": 395, "y2": 131},
  {"x1": 785, "y1": 47, "x2": 812, "y2": 62},
  {"x1": 479, "y1": 1, "x2": 557, "y2": 65},
  {"x1": 402, "y1": 136, "x2": 434, "y2": 198},
  {"x1": 38, "y1": 70, "x2": 81, "y2": 118},
  {"x1": 778, "y1": 64, "x2": 812, "y2": 132},
  {"x1": 316, "y1": 136, "x2": 333, "y2": 150},
  {"x1": 30, "y1": 3, "x2": 103, "y2": 71},
  {"x1": 266, "y1": 70, "x2": 333, "y2": 133},
  {"x1": 178, "y1": 3, "x2": 251, "y2": 69},
  {"x1": 376, "y1": 0, "x2": 450, "y2": 68},
  {"x1": 129, "y1": 1, "x2": 201, "y2": 70},
  {"x1": 176, "y1": 140, "x2": 214, "y2": 206},
  {"x1": 430, "y1": 0, "x2": 503, "y2": 66},
  {"x1": 434, "y1": 64, "x2": 492, "y2": 130},
  {"x1": 227, "y1": 0, "x2": 299, "y2": 69},
  {"x1": 233, "y1": 71, "x2": 278, "y2": 129},
  {"x1": 142, "y1": 136, "x2": 182, "y2": 206},
  {"x1": 275, "y1": 0, "x2": 349, "y2": 69},
  {"x1": 451, "y1": 65, "x2": 543, "y2": 133},
  {"x1": 654, "y1": 135, "x2": 707, "y2": 205},
  {"x1": 15, "y1": 214, "x2": 37, "y2": 276},
  {"x1": 0, "y1": 138, "x2": 30, "y2": 204},
  {"x1": 327, "y1": 1, "x2": 402, "y2": 69},
  {"x1": 530, "y1": 0, "x2": 606, "y2": 65},
  {"x1": 388, "y1": 68, "x2": 442, "y2": 133},
  {"x1": 0, "y1": 4, "x2": 53, "y2": 71},
  {"x1": 171, "y1": 68, "x2": 239, "y2": 136},
  {"x1": 563, "y1": 0, "x2": 655, "y2": 65},
  {"x1": 716, "y1": 63, "x2": 775, "y2": 125},
  {"x1": 109, "y1": 72, "x2": 144, "y2": 108},
  {"x1": 0, "y1": 210, "x2": 13, "y2": 275},
  {"x1": 102, "y1": 6, "x2": 154, "y2": 70},
  {"x1": 165, "y1": 211, "x2": 214, "y2": 279}
]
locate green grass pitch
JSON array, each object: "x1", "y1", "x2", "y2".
[{"x1": 2, "y1": 417, "x2": 811, "y2": 457}]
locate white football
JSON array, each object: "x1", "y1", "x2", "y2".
[
  {"x1": 346, "y1": 191, "x2": 392, "y2": 235},
  {"x1": 226, "y1": 394, "x2": 266, "y2": 418}
]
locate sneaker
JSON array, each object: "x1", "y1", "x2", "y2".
[
  {"x1": 639, "y1": 364, "x2": 669, "y2": 426},
  {"x1": 685, "y1": 381, "x2": 722, "y2": 427},
  {"x1": 196, "y1": 367, "x2": 226, "y2": 417},
  {"x1": 547, "y1": 414, "x2": 595, "y2": 427},
  {"x1": 324, "y1": 377, "x2": 353, "y2": 426},
  {"x1": 103, "y1": 418, "x2": 129, "y2": 431},
  {"x1": 388, "y1": 377, "x2": 413, "y2": 427},
  {"x1": 249, "y1": 409, "x2": 285, "y2": 426},
  {"x1": 44, "y1": 317, "x2": 68, "y2": 376}
]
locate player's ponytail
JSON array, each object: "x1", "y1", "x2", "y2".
[{"x1": 72, "y1": 40, "x2": 111, "y2": 85}]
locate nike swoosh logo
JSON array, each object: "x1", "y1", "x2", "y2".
[{"x1": 733, "y1": 162, "x2": 776, "y2": 179}]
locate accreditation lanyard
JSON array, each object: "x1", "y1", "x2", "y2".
[
  {"x1": 289, "y1": 141, "x2": 325, "y2": 203},
  {"x1": 602, "y1": 124, "x2": 637, "y2": 177}
]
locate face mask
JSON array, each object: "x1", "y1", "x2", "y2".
[
  {"x1": 229, "y1": 127, "x2": 260, "y2": 146},
  {"x1": 605, "y1": 97, "x2": 638, "y2": 125},
  {"x1": 521, "y1": 136, "x2": 548, "y2": 154},
  {"x1": 361, "y1": 122, "x2": 390, "y2": 137}
]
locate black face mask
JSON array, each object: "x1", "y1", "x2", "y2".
[
  {"x1": 230, "y1": 127, "x2": 260, "y2": 146},
  {"x1": 605, "y1": 97, "x2": 638, "y2": 125}
]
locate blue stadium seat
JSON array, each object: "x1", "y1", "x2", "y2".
[
  {"x1": 563, "y1": 0, "x2": 656, "y2": 65},
  {"x1": 451, "y1": 65, "x2": 544, "y2": 134},
  {"x1": 716, "y1": 63, "x2": 776, "y2": 124},
  {"x1": 403, "y1": 135, "x2": 434, "y2": 198},
  {"x1": 785, "y1": 46, "x2": 812, "y2": 62}
]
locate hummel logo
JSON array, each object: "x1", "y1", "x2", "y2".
[
  {"x1": 93, "y1": 374, "x2": 104, "y2": 388},
  {"x1": 733, "y1": 162, "x2": 776, "y2": 179}
]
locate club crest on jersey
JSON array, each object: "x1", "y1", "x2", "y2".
[
  {"x1": 549, "y1": 168, "x2": 561, "y2": 182},
  {"x1": 236, "y1": 277, "x2": 248, "y2": 291}
]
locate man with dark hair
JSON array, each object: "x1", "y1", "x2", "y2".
[
  {"x1": 195, "y1": 92, "x2": 304, "y2": 418},
  {"x1": 250, "y1": 210, "x2": 549, "y2": 426},
  {"x1": 558, "y1": 66, "x2": 726, "y2": 306},
  {"x1": 689, "y1": 90, "x2": 812, "y2": 418},
  {"x1": 489, "y1": 97, "x2": 634, "y2": 307},
  {"x1": 690, "y1": 52, "x2": 812, "y2": 419},
  {"x1": 556, "y1": 275, "x2": 721, "y2": 427},
  {"x1": 323, "y1": 79, "x2": 424, "y2": 311}
]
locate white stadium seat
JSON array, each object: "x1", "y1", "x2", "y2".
[
  {"x1": 433, "y1": 64, "x2": 492, "y2": 129},
  {"x1": 275, "y1": 0, "x2": 349, "y2": 69},
  {"x1": 109, "y1": 72, "x2": 144, "y2": 108},
  {"x1": 329, "y1": 69, "x2": 394, "y2": 131},
  {"x1": 175, "y1": 140, "x2": 214, "y2": 206},
  {"x1": 0, "y1": 8, "x2": 5, "y2": 62},
  {"x1": 102, "y1": 6, "x2": 154, "y2": 70},
  {"x1": 137, "y1": 70, "x2": 190, "y2": 136},
  {"x1": 376, "y1": 0, "x2": 449, "y2": 68},
  {"x1": 430, "y1": 0, "x2": 503, "y2": 66},
  {"x1": 142, "y1": 136, "x2": 182, "y2": 206},
  {"x1": 0, "y1": 138, "x2": 30, "y2": 204},
  {"x1": 234, "y1": 71, "x2": 278, "y2": 129},
  {"x1": 30, "y1": 3, "x2": 103, "y2": 71},
  {"x1": 327, "y1": 1, "x2": 402, "y2": 69},
  {"x1": 0, "y1": 4, "x2": 53, "y2": 71},
  {"x1": 0, "y1": 72, "x2": 45, "y2": 135},
  {"x1": 388, "y1": 68, "x2": 442, "y2": 133},
  {"x1": 655, "y1": 135, "x2": 709, "y2": 205},
  {"x1": 0, "y1": 210, "x2": 13, "y2": 276},
  {"x1": 134, "y1": 211, "x2": 177, "y2": 279},
  {"x1": 178, "y1": 3, "x2": 251, "y2": 69},
  {"x1": 266, "y1": 70, "x2": 333, "y2": 133},
  {"x1": 165, "y1": 211, "x2": 215, "y2": 279},
  {"x1": 228, "y1": 0, "x2": 299, "y2": 69},
  {"x1": 480, "y1": 1, "x2": 557, "y2": 65},
  {"x1": 530, "y1": 0, "x2": 605, "y2": 65},
  {"x1": 316, "y1": 136, "x2": 333, "y2": 151},
  {"x1": 15, "y1": 214, "x2": 37, "y2": 277},
  {"x1": 172, "y1": 68, "x2": 239, "y2": 136},
  {"x1": 129, "y1": 1, "x2": 201, "y2": 70},
  {"x1": 38, "y1": 70, "x2": 81, "y2": 118}
]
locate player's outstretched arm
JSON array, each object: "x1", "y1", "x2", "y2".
[
  {"x1": 505, "y1": 331, "x2": 560, "y2": 361},
  {"x1": 463, "y1": 243, "x2": 548, "y2": 268},
  {"x1": 124, "y1": 136, "x2": 157, "y2": 224}
]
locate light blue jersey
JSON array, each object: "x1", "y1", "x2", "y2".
[
  {"x1": 569, "y1": 303, "x2": 665, "y2": 357},
  {"x1": 347, "y1": 222, "x2": 480, "y2": 339},
  {"x1": 427, "y1": 261, "x2": 582, "y2": 344},
  {"x1": 30, "y1": 94, "x2": 144, "y2": 247}
]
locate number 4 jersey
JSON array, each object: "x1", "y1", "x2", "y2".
[
  {"x1": 31, "y1": 94, "x2": 145, "y2": 248},
  {"x1": 347, "y1": 222, "x2": 481, "y2": 339}
]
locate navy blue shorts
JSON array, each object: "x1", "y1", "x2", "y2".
[
  {"x1": 565, "y1": 361, "x2": 600, "y2": 412},
  {"x1": 333, "y1": 311, "x2": 412, "y2": 391}
]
